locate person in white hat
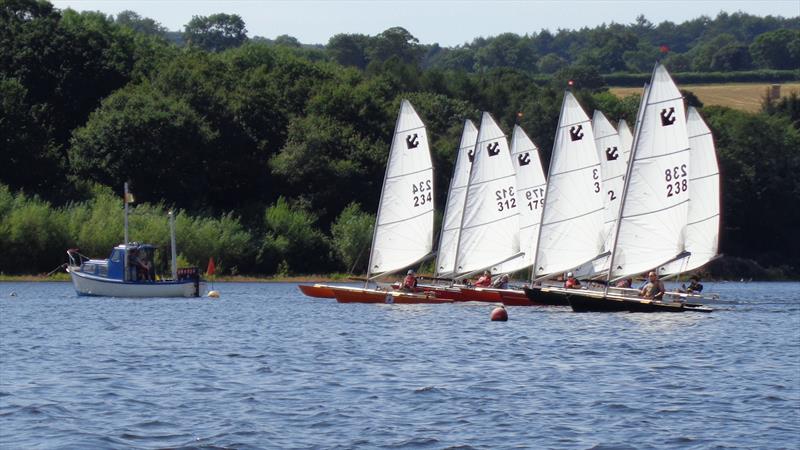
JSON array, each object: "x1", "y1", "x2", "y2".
[
  {"x1": 401, "y1": 269, "x2": 418, "y2": 292},
  {"x1": 564, "y1": 271, "x2": 581, "y2": 289}
]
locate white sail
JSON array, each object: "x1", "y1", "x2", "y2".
[
  {"x1": 454, "y1": 112, "x2": 519, "y2": 276},
  {"x1": 658, "y1": 106, "x2": 720, "y2": 275},
  {"x1": 492, "y1": 125, "x2": 546, "y2": 274},
  {"x1": 617, "y1": 119, "x2": 633, "y2": 163},
  {"x1": 532, "y1": 91, "x2": 605, "y2": 279},
  {"x1": 368, "y1": 99, "x2": 434, "y2": 276},
  {"x1": 435, "y1": 120, "x2": 478, "y2": 278},
  {"x1": 609, "y1": 64, "x2": 691, "y2": 279},
  {"x1": 593, "y1": 110, "x2": 626, "y2": 250}
]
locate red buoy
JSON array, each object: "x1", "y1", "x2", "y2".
[{"x1": 490, "y1": 305, "x2": 508, "y2": 321}]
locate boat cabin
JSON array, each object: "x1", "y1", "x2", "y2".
[{"x1": 69, "y1": 243, "x2": 159, "y2": 282}]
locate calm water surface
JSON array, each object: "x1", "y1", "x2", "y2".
[{"x1": 1, "y1": 281, "x2": 798, "y2": 449}]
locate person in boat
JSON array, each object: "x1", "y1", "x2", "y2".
[
  {"x1": 686, "y1": 276, "x2": 704, "y2": 293},
  {"x1": 615, "y1": 278, "x2": 633, "y2": 288},
  {"x1": 491, "y1": 274, "x2": 510, "y2": 289},
  {"x1": 639, "y1": 271, "x2": 666, "y2": 300},
  {"x1": 474, "y1": 270, "x2": 492, "y2": 287},
  {"x1": 401, "y1": 269, "x2": 418, "y2": 292},
  {"x1": 564, "y1": 272, "x2": 581, "y2": 289}
]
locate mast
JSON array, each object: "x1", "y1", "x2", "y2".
[
  {"x1": 123, "y1": 182, "x2": 130, "y2": 282},
  {"x1": 434, "y1": 120, "x2": 477, "y2": 280},
  {"x1": 364, "y1": 104, "x2": 402, "y2": 288},
  {"x1": 530, "y1": 93, "x2": 568, "y2": 284},
  {"x1": 603, "y1": 82, "x2": 651, "y2": 294},
  {"x1": 169, "y1": 210, "x2": 178, "y2": 280}
]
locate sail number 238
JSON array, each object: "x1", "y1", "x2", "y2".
[
  {"x1": 412, "y1": 179, "x2": 432, "y2": 207},
  {"x1": 496, "y1": 187, "x2": 517, "y2": 211},
  {"x1": 664, "y1": 164, "x2": 688, "y2": 197}
]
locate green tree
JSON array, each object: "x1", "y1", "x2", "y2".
[
  {"x1": 710, "y1": 43, "x2": 752, "y2": 70},
  {"x1": 326, "y1": 33, "x2": 370, "y2": 69},
  {"x1": 183, "y1": 13, "x2": 247, "y2": 52},
  {"x1": 331, "y1": 202, "x2": 374, "y2": 272},
  {"x1": 704, "y1": 106, "x2": 800, "y2": 270},
  {"x1": 367, "y1": 27, "x2": 423, "y2": 65},
  {"x1": 115, "y1": 10, "x2": 166, "y2": 37},
  {"x1": 69, "y1": 82, "x2": 218, "y2": 208},
  {"x1": 749, "y1": 29, "x2": 800, "y2": 70},
  {"x1": 258, "y1": 197, "x2": 332, "y2": 274}
]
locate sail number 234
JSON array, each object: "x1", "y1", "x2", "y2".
[
  {"x1": 412, "y1": 179, "x2": 432, "y2": 207},
  {"x1": 664, "y1": 164, "x2": 687, "y2": 197}
]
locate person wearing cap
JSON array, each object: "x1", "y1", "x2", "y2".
[
  {"x1": 639, "y1": 271, "x2": 665, "y2": 300},
  {"x1": 474, "y1": 270, "x2": 493, "y2": 287},
  {"x1": 564, "y1": 272, "x2": 581, "y2": 289},
  {"x1": 491, "y1": 274, "x2": 510, "y2": 289},
  {"x1": 401, "y1": 269, "x2": 418, "y2": 292}
]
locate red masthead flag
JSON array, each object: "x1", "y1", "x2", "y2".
[{"x1": 206, "y1": 257, "x2": 216, "y2": 276}]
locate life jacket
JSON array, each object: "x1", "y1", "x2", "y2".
[{"x1": 475, "y1": 275, "x2": 492, "y2": 287}]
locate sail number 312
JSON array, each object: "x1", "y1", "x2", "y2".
[
  {"x1": 665, "y1": 164, "x2": 687, "y2": 197},
  {"x1": 412, "y1": 179, "x2": 432, "y2": 207},
  {"x1": 496, "y1": 187, "x2": 517, "y2": 211}
]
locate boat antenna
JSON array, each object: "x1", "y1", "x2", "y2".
[{"x1": 169, "y1": 210, "x2": 178, "y2": 280}]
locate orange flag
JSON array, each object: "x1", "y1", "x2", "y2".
[{"x1": 206, "y1": 257, "x2": 216, "y2": 276}]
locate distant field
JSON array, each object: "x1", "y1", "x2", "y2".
[{"x1": 610, "y1": 82, "x2": 800, "y2": 113}]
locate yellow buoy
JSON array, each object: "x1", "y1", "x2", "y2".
[{"x1": 208, "y1": 290, "x2": 220, "y2": 298}]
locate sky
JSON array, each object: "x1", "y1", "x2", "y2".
[{"x1": 51, "y1": 0, "x2": 800, "y2": 47}]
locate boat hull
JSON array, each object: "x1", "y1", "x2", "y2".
[
  {"x1": 418, "y1": 285, "x2": 502, "y2": 302},
  {"x1": 69, "y1": 269, "x2": 205, "y2": 298},
  {"x1": 522, "y1": 287, "x2": 570, "y2": 306},
  {"x1": 332, "y1": 287, "x2": 453, "y2": 304},
  {"x1": 297, "y1": 284, "x2": 337, "y2": 298},
  {"x1": 566, "y1": 291, "x2": 712, "y2": 313}
]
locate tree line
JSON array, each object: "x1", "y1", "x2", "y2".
[{"x1": 1, "y1": 0, "x2": 798, "y2": 278}]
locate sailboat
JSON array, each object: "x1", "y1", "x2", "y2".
[
  {"x1": 565, "y1": 63, "x2": 712, "y2": 313},
  {"x1": 298, "y1": 100, "x2": 451, "y2": 304},
  {"x1": 427, "y1": 112, "x2": 524, "y2": 303},
  {"x1": 657, "y1": 106, "x2": 721, "y2": 276},
  {"x1": 519, "y1": 91, "x2": 605, "y2": 306},
  {"x1": 434, "y1": 120, "x2": 479, "y2": 279},
  {"x1": 66, "y1": 183, "x2": 206, "y2": 297}
]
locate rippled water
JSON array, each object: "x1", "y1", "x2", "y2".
[{"x1": 1, "y1": 281, "x2": 798, "y2": 449}]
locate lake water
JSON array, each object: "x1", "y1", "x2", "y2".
[{"x1": 1, "y1": 281, "x2": 798, "y2": 449}]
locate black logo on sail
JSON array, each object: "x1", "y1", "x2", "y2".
[
  {"x1": 660, "y1": 107, "x2": 676, "y2": 126},
  {"x1": 605, "y1": 146, "x2": 619, "y2": 161},
  {"x1": 468, "y1": 149, "x2": 475, "y2": 162},
  {"x1": 518, "y1": 152, "x2": 531, "y2": 166},
  {"x1": 406, "y1": 134, "x2": 419, "y2": 149},
  {"x1": 487, "y1": 142, "x2": 500, "y2": 156},
  {"x1": 569, "y1": 125, "x2": 584, "y2": 141}
]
